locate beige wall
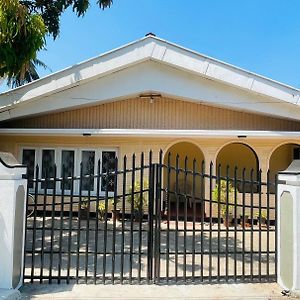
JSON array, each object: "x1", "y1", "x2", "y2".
[
  {"x1": 2, "y1": 97, "x2": 300, "y2": 131},
  {"x1": 216, "y1": 143, "x2": 258, "y2": 180},
  {"x1": 1, "y1": 134, "x2": 299, "y2": 220},
  {"x1": 163, "y1": 142, "x2": 205, "y2": 202},
  {"x1": 269, "y1": 143, "x2": 300, "y2": 179},
  {"x1": 1, "y1": 134, "x2": 300, "y2": 173}
]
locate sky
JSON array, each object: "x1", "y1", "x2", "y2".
[{"x1": 3, "y1": 0, "x2": 300, "y2": 91}]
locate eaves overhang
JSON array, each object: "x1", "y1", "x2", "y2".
[
  {"x1": 0, "y1": 128, "x2": 300, "y2": 139},
  {"x1": 1, "y1": 35, "x2": 300, "y2": 122}
]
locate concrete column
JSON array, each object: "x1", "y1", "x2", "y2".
[
  {"x1": 277, "y1": 160, "x2": 300, "y2": 294},
  {"x1": 256, "y1": 149, "x2": 269, "y2": 182},
  {"x1": 0, "y1": 152, "x2": 27, "y2": 290}
]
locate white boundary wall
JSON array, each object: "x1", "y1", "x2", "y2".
[
  {"x1": 278, "y1": 164, "x2": 300, "y2": 293},
  {"x1": 0, "y1": 153, "x2": 27, "y2": 290}
]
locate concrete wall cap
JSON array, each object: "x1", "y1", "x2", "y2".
[
  {"x1": 278, "y1": 159, "x2": 300, "y2": 181},
  {"x1": 0, "y1": 152, "x2": 19, "y2": 166},
  {"x1": 0, "y1": 152, "x2": 27, "y2": 177}
]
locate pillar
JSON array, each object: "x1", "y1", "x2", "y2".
[
  {"x1": 0, "y1": 152, "x2": 27, "y2": 290},
  {"x1": 277, "y1": 160, "x2": 300, "y2": 294}
]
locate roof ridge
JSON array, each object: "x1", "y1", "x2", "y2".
[{"x1": 1, "y1": 34, "x2": 300, "y2": 96}]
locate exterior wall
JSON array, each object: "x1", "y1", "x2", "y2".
[
  {"x1": 216, "y1": 143, "x2": 258, "y2": 179},
  {"x1": 2, "y1": 97, "x2": 300, "y2": 131},
  {"x1": 163, "y1": 142, "x2": 205, "y2": 203},
  {"x1": 269, "y1": 143, "x2": 300, "y2": 179},
  {"x1": 1, "y1": 134, "x2": 298, "y2": 220},
  {"x1": 1, "y1": 134, "x2": 299, "y2": 175}
]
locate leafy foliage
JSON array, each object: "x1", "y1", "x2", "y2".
[
  {"x1": 7, "y1": 58, "x2": 51, "y2": 88},
  {"x1": 1, "y1": 0, "x2": 113, "y2": 87},
  {"x1": 255, "y1": 209, "x2": 267, "y2": 220},
  {"x1": 0, "y1": 0, "x2": 47, "y2": 83},
  {"x1": 212, "y1": 180, "x2": 235, "y2": 216},
  {"x1": 21, "y1": 0, "x2": 114, "y2": 39},
  {"x1": 127, "y1": 180, "x2": 149, "y2": 212},
  {"x1": 98, "y1": 201, "x2": 106, "y2": 220}
]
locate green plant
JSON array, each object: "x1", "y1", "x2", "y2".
[
  {"x1": 98, "y1": 202, "x2": 106, "y2": 221},
  {"x1": 80, "y1": 197, "x2": 89, "y2": 209},
  {"x1": 212, "y1": 180, "x2": 235, "y2": 217},
  {"x1": 240, "y1": 211, "x2": 250, "y2": 218},
  {"x1": 109, "y1": 198, "x2": 120, "y2": 209},
  {"x1": 127, "y1": 180, "x2": 149, "y2": 211},
  {"x1": 255, "y1": 210, "x2": 267, "y2": 219}
]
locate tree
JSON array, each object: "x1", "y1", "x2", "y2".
[
  {"x1": 7, "y1": 58, "x2": 51, "y2": 88},
  {"x1": 21, "y1": 0, "x2": 113, "y2": 39},
  {"x1": 0, "y1": 0, "x2": 47, "y2": 85},
  {"x1": 0, "y1": 0, "x2": 113, "y2": 88}
]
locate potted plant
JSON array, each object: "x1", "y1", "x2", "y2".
[
  {"x1": 79, "y1": 197, "x2": 89, "y2": 220},
  {"x1": 127, "y1": 180, "x2": 148, "y2": 222},
  {"x1": 98, "y1": 202, "x2": 106, "y2": 221},
  {"x1": 110, "y1": 198, "x2": 121, "y2": 222},
  {"x1": 255, "y1": 210, "x2": 267, "y2": 226},
  {"x1": 221, "y1": 205, "x2": 234, "y2": 227},
  {"x1": 240, "y1": 212, "x2": 250, "y2": 228},
  {"x1": 212, "y1": 180, "x2": 235, "y2": 227}
]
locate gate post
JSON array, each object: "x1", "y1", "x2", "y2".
[
  {"x1": 277, "y1": 160, "x2": 300, "y2": 294},
  {"x1": 0, "y1": 153, "x2": 27, "y2": 290}
]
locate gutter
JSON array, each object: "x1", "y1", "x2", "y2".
[{"x1": 0, "y1": 128, "x2": 299, "y2": 139}]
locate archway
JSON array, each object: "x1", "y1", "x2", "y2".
[
  {"x1": 269, "y1": 143, "x2": 300, "y2": 181},
  {"x1": 216, "y1": 142, "x2": 259, "y2": 191},
  {"x1": 163, "y1": 141, "x2": 205, "y2": 219}
]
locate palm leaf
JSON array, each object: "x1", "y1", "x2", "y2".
[{"x1": 7, "y1": 58, "x2": 51, "y2": 88}]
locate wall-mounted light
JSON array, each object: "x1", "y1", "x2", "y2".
[{"x1": 139, "y1": 93, "x2": 161, "y2": 104}]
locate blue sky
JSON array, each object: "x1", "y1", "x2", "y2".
[{"x1": 3, "y1": 0, "x2": 300, "y2": 91}]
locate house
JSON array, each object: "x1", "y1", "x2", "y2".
[{"x1": 0, "y1": 34, "x2": 299, "y2": 206}]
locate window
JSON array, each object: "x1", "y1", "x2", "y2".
[
  {"x1": 22, "y1": 149, "x2": 35, "y2": 188},
  {"x1": 41, "y1": 149, "x2": 55, "y2": 189},
  {"x1": 293, "y1": 147, "x2": 300, "y2": 159},
  {"x1": 81, "y1": 150, "x2": 95, "y2": 192},
  {"x1": 21, "y1": 147, "x2": 117, "y2": 195},
  {"x1": 61, "y1": 150, "x2": 75, "y2": 190},
  {"x1": 101, "y1": 151, "x2": 116, "y2": 192}
]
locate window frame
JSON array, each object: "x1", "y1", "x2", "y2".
[{"x1": 20, "y1": 146, "x2": 118, "y2": 197}]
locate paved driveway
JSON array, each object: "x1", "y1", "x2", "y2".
[
  {"x1": 19, "y1": 283, "x2": 290, "y2": 299},
  {"x1": 24, "y1": 217, "x2": 275, "y2": 284}
]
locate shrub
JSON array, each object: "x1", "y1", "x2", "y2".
[
  {"x1": 212, "y1": 180, "x2": 235, "y2": 217},
  {"x1": 127, "y1": 180, "x2": 149, "y2": 211}
]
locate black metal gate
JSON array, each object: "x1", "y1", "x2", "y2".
[{"x1": 24, "y1": 151, "x2": 277, "y2": 284}]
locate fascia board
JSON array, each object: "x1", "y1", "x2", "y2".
[
  {"x1": 151, "y1": 39, "x2": 300, "y2": 105},
  {"x1": 152, "y1": 36, "x2": 300, "y2": 96},
  {"x1": 0, "y1": 38, "x2": 156, "y2": 110},
  {"x1": 1, "y1": 36, "x2": 300, "y2": 117},
  {"x1": 2, "y1": 61, "x2": 300, "y2": 122},
  {"x1": 1, "y1": 128, "x2": 300, "y2": 139}
]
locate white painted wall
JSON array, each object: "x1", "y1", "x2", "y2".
[
  {"x1": 1, "y1": 36, "x2": 300, "y2": 122},
  {"x1": 0, "y1": 155, "x2": 27, "y2": 289},
  {"x1": 2, "y1": 61, "x2": 300, "y2": 123},
  {"x1": 278, "y1": 170, "x2": 300, "y2": 293}
]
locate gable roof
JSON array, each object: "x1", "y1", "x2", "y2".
[{"x1": 1, "y1": 34, "x2": 300, "y2": 122}]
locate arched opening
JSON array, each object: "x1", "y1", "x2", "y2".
[
  {"x1": 269, "y1": 143, "x2": 300, "y2": 180},
  {"x1": 216, "y1": 142, "x2": 259, "y2": 192},
  {"x1": 163, "y1": 142, "x2": 205, "y2": 219}
]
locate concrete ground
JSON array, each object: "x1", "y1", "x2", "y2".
[
  {"x1": 19, "y1": 282, "x2": 297, "y2": 299},
  {"x1": 21, "y1": 218, "x2": 284, "y2": 299},
  {"x1": 24, "y1": 218, "x2": 276, "y2": 281},
  {"x1": 0, "y1": 289, "x2": 22, "y2": 300}
]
